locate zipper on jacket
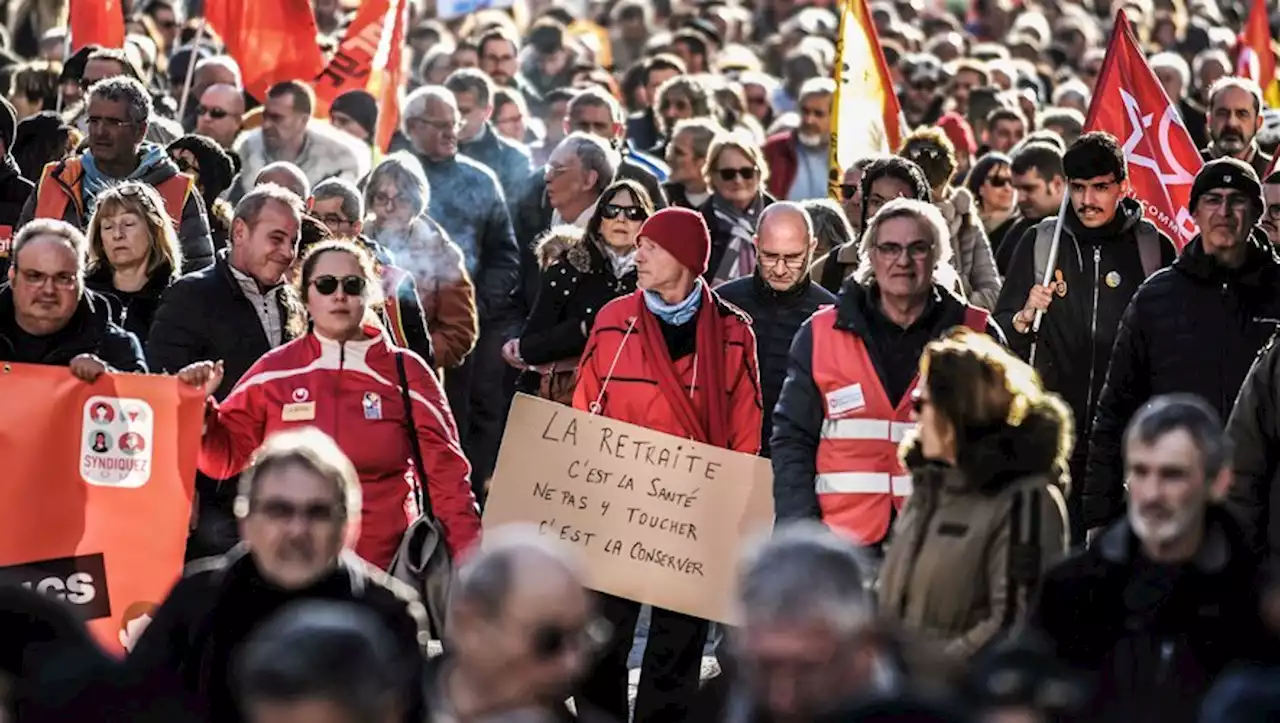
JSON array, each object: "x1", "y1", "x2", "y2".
[
  {"x1": 1085, "y1": 246, "x2": 1102, "y2": 423},
  {"x1": 335, "y1": 341, "x2": 346, "y2": 446}
]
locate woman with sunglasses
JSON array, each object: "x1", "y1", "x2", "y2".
[
  {"x1": 966, "y1": 152, "x2": 1018, "y2": 242},
  {"x1": 181, "y1": 240, "x2": 482, "y2": 570},
  {"x1": 700, "y1": 135, "x2": 774, "y2": 286},
  {"x1": 877, "y1": 328, "x2": 1068, "y2": 660},
  {"x1": 84, "y1": 182, "x2": 183, "y2": 346},
  {"x1": 509, "y1": 179, "x2": 654, "y2": 403},
  {"x1": 900, "y1": 129, "x2": 1002, "y2": 310}
]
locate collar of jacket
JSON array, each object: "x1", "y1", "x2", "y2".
[
  {"x1": 213, "y1": 543, "x2": 370, "y2": 596},
  {"x1": 215, "y1": 251, "x2": 303, "y2": 337},
  {"x1": 749, "y1": 266, "x2": 815, "y2": 304},
  {"x1": 85, "y1": 260, "x2": 173, "y2": 296},
  {"x1": 833, "y1": 281, "x2": 961, "y2": 335},
  {"x1": 1173, "y1": 229, "x2": 1280, "y2": 287},
  {"x1": 1059, "y1": 196, "x2": 1144, "y2": 243},
  {"x1": 901, "y1": 400, "x2": 1069, "y2": 495},
  {"x1": 459, "y1": 123, "x2": 498, "y2": 154},
  {"x1": 0, "y1": 284, "x2": 112, "y2": 353},
  {"x1": 1095, "y1": 505, "x2": 1239, "y2": 573}
]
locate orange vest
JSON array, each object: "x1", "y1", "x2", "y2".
[
  {"x1": 810, "y1": 303, "x2": 989, "y2": 545},
  {"x1": 33, "y1": 158, "x2": 194, "y2": 229},
  {"x1": 380, "y1": 265, "x2": 411, "y2": 349}
]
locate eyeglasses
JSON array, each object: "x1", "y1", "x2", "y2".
[
  {"x1": 839, "y1": 183, "x2": 858, "y2": 201},
  {"x1": 197, "y1": 105, "x2": 231, "y2": 120},
  {"x1": 18, "y1": 268, "x2": 78, "y2": 289},
  {"x1": 601, "y1": 204, "x2": 647, "y2": 222},
  {"x1": 87, "y1": 115, "x2": 132, "y2": 130},
  {"x1": 874, "y1": 241, "x2": 933, "y2": 260},
  {"x1": 718, "y1": 166, "x2": 757, "y2": 182},
  {"x1": 411, "y1": 117, "x2": 463, "y2": 133},
  {"x1": 530, "y1": 618, "x2": 613, "y2": 660},
  {"x1": 320, "y1": 214, "x2": 355, "y2": 229},
  {"x1": 987, "y1": 176, "x2": 1012, "y2": 188},
  {"x1": 758, "y1": 250, "x2": 807, "y2": 269},
  {"x1": 311, "y1": 275, "x2": 367, "y2": 296},
  {"x1": 254, "y1": 498, "x2": 344, "y2": 524},
  {"x1": 372, "y1": 192, "x2": 402, "y2": 207}
]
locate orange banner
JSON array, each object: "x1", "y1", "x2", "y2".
[
  {"x1": 0, "y1": 364, "x2": 204, "y2": 654},
  {"x1": 313, "y1": 0, "x2": 408, "y2": 150}
]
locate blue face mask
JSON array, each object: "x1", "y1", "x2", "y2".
[{"x1": 643, "y1": 279, "x2": 703, "y2": 325}]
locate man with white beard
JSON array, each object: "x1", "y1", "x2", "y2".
[
  {"x1": 1031, "y1": 395, "x2": 1275, "y2": 723},
  {"x1": 763, "y1": 78, "x2": 834, "y2": 202}
]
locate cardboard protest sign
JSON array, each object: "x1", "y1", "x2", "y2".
[
  {"x1": 0, "y1": 364, "x2": 205, "y2": 654},
  {"x1": 484, "y1": 394, "x2": 774, "y2": 623}
]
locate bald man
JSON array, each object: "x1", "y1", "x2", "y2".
[
  {"x1": 433, "y1": 527, "x2": 606, "y2": 721},
  {"x1": 195, "y1": 84, "x2": 246, "y2": 150},
  {"x1": 716, "y1": 202, "x2": 837, "y2": 457},
  {"x1": 254, "y1": 162, "x2": 310, "y2": 200}
]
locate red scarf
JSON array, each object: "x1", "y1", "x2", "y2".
[{"x1": 634, "y1": 284, "x2": 730, "y2": 448}]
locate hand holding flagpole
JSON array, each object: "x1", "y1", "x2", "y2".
[{"x1": 1028, "y1": 192, "x2": 1071, "y2": 367}]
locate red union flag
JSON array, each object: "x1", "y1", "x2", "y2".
[
  {"x1": 313, "y1": 0, "x2": 408, "y2": 151},
  {"x1": 1085, "y1": 10, "x2": 1202, "y2": 249}
]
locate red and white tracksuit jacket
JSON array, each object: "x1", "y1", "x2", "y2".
[{"x1": 198, "y1": 327, "x2": 482, "y2": 568}]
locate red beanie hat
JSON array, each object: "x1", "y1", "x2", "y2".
[
  {"x1": 637, "y1": 207, "x2": 711, "y2": 276},
  {"x1": 937, "y1": 112, "x2": 977, "y2": 155}
]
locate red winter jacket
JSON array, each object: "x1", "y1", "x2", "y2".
[
  {"x1": 199, "y1": 327, "x2": 481, "y2": 568},
  {"x1": 572, "y1": 290, "x2": 763, "y2": 453},
  {"x1": 763, "y1": 131, "x2": 798, "y2": 200}
]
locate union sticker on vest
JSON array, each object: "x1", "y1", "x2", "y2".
[{"x1": 826, "y1": 383, "x2": 867, "y2": 417}]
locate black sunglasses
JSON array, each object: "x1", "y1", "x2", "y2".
[
  {"x1": 197, "y1": 105, "x2": 230, "y2": 120},
  {"x1": 987, "y1": 176, "x2": 1012, "y2": 188},
  {"x1": 839, "y1": 183, "x2": 858, "y2": 201},
  {"x1": 601, "y1": 203, "x2": 647, "y2": 222},
  {"x1": 311, "y1": 275, "x2": 367, "y2": 296},
  {"x1": 718, "y1": 166, "x2": 757, "y2": 182}
]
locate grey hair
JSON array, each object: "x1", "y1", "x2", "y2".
[
  {"x1": 1207, "y1": 76, "x2": 1264, "y2": 116},
  {"x1": 235, "y1": 183, "x2": 306, "y2": 228},
  {"x1": 568, "y1": 86, "x2": 625, "y2": 128},
  {"x1": 401, "y1": 85, "x2": 457, "y2": 136},
  {"x1": 1192, "y1": 48, "x2": 1232, "y2": 82},
  {"x1": 254, "y1": 162, "x2": 311, "y2": 199},
  {"x1": 452, "y1": 525, "x2": 584, "y2": 620},
  {"x1": 365, "y1": 152, "x2": 430, "y2": 220},
  {"x1": 737, "y1": 522, "x2": 870, "y2": 635},
  {"x1": 670, "y1": 117, "x2": 722, "y2": 160},
  {"x1": 444, "y1": 67, "x2": 495, "y2": 108},
  {"x1": 1125, "y1": 394, "x2": 1232, "y2": 479},
  {"x1": 311, "y1": 178, "x2": 365, "y2": 226},
  {"x1": 1149, "y1": 51, "x2": 1190, "y2": 91},
  {"x1": 853, "y1": 197, "x2": 954, "y2": 286},
  {"x1": 1051, "y1": 79, "x2": 1089, "y2": 107},
  {"x1": 88, "y1": 75, "x2": 152, "y2": 124},
  {"x1": 12, "y1": 218, "x2": 89, "y2": 273},
  {"x1": 558, "y1": 132, "x2": 620, "y2": 196},
  {"x1": 800, "y1": 198, "x2": 856, "y2": 250}
]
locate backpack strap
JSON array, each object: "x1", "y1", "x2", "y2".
[
  {"x1": 1002, "y1": 486, "x2": 1044, "y2": 632},
  {"x1": 1135, "y1": 220, "x2": 1162, "y2": 279},
  {"x1": 1032, "y1": 218, "x2": 1055, "y2": 283}
]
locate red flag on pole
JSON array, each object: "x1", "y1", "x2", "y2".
[
  {"x1": 69, "y1": 0, "x2": 125, "y2": 51},
  {"x1": 1085, "y1": 9, "x2": 1203, "y2": 250},
  {"x1": 205, "y1": 0, "x2": 326, "y2": 101},
  {"x1": 1237, "y1": 0, "x2": 1280, "y2": 108},
  {"x1": 313, "y1": 0, "x2": 408, "y2": 151}
]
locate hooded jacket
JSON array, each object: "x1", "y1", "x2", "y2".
[
  {"x1": 0, "y1": 154, "x2": 34, "y2": 276},
  {"x1": 1031, "y1": 506, "x2": 1277, "y2": 723},
  {"x1": 877, "y1": 407, "x2": 1069, "y2": 659},
  {"x1": 0, "y1": 286, "x2": 146, "y2": 371},
  {"x1": 18, "y1": 147, "x2": 215, "y2": 273},
  {"x1": 993, "y1": 198, "x2": 1177, "y2": 490},
  {"x1": 771, "y1": 282, "x2": 1006, "y2": 521},
  {"x1": 1085, "y1": 232, "x2": 1280, "y2": 529},
  {"x1": 934, "y1": 186, "x2": 1002, "y2": 310}
]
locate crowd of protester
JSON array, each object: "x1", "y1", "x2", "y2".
[{"x1": 6, "y1": 0, "x2": 1280, "y2": 720}]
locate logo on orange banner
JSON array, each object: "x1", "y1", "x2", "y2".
[{"x1": 0, "y1": 364, "x2": 205, "y2": 654}]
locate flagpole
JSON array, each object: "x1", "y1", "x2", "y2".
[
  {"x1": 177, "y1": 18, "x2": 208, "y2": 121},
  {"x1": 1028, "y1": 192, "x2": 1072, "y2": 367}
]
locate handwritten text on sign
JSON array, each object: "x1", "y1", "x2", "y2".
[{"x1": 483, "y1": 395, "x2": 774, "y2": 624}]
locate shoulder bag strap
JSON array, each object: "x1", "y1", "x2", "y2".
[{"x1": 395, "y1": 351, "x2": 437, "y2": 522}]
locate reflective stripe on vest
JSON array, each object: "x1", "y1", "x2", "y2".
[
  {"x1": 810, "y1": 302, "x2": 989, "y2": 545},
  {"x1": 33, "y1": 159, "x2": 193, "y2": 229}
]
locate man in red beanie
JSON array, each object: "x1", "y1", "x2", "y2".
[{"x1": 573, "y1": 206, "x2": 762, "y2": 723}]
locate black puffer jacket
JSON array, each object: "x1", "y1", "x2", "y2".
[
  {"x1": 0, "y1": 286, "x2": 146, "y2": 371},
  {"x1": 771, "y1": 282, "x2": 1005, "y2": 520},
  {"x1": 1085, "y1": 233, "x2": 1280, "y2": 529},
  {"x1": 1227, "y1": 336, "x2": 1280, "y2": 570},
  {"x1": 716, "y1": 271, "x2": 836, "y2": 457}
]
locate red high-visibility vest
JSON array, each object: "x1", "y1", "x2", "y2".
[
  {"x1": 33, "y1": 158, "x2": 193, "y2": 229},
  {"x1": 810, "y1": 303, "x2": 989, "y2": 545}
]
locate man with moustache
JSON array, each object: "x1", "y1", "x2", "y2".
[
  {"x1": 1262, "y1": 170, "x2": 1280, "y2": 247},
  {"x1": 763, "y1": 78, "x2": 834, "y2": 202},
  {"x1": 1034, "y1": 396, "x2": 1275, "y2": 723},
  {"x1": 1201, "y1": 77, "x2": 1273, "y2": 179},
  {"x1": 995, "y1": 132, "x2": 1178, "y2": 545},
  {"x1": 717, "y1": 203, "x2": 836, "y2": 457},
  {"x1": 1085, "y1": 159, "x2": 1280, "y2": 537}
]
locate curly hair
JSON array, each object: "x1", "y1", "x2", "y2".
[{"x1": 899, "y1": 127, "x2": 958, "y2": 191}]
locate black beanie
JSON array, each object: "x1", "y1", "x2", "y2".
[
  {"x1": 1190, "y1": 157, "x2": 1264, "y2": 217},
  {"x1": 0, "y1": 96, "x2": 16, "y2": 151},
  {"x1": 330, "y1": 90, "x2": 379, "y2": 144},
  {"x1": 167, "y1": 134, "x2": 236, "y2": 203}
]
